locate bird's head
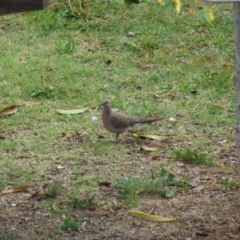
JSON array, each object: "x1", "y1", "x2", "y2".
[
  {"x1": 100, "y1": 100, "x2": 110, "y2": 107},
  {"x1": 100, "y1": 100, "x2": 111, "y2": 114}
]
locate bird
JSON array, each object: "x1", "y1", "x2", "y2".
[{"x1": 101, "y1": 100, "x2": 162, "y2": 140}]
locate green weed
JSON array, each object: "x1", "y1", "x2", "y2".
[
  {"x1": 114, "y1": 169, "x2": 188, "y2": 207},
  {"x1": 174, "y1": 149, "x2": 214, "y2": 166},
  {"x1": 69, "y1": 194, "x2": 98, "y2": 210},
  {"x1": 44, "y1": 182, "x2": 63, "y2": 198},
  {"x1": 61, "y1": 218, "x2": 79, "y2": 231},
  {"x1": 221, "y1": 177, "x2": 238, "y2": 191},
  {"x1": 55, "y1": 39, "x2": 76, "y2": 54}
]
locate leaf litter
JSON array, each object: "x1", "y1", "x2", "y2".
[{"x1": 0, "y1": 104, "x2": 22, "y2": 116}]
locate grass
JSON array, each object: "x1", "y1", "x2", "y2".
[
  {"x1": 69, "y1": 194, "x2": 98, "y2": 210},
  {"x1": 0, "y1": 0, "x2": 238, "y2": 238},
  {"x1": 174, "y1": 149, "x2": 214, "y2": 166},
  {"x1": 114, "y1": 168, "x2": 188, "y2": 207},
  {"x1": 0, "y1": 231, "x2": 18, "y2": 240},
  {"x1": 61, "y1": 218, "x2": 79, "y2": 231},
  {"x1": 221, "y1": 177, "x2": 239, "y2": 191},
  {"x1": 44, "y1": 182, "x2": 63, "y2": 198}
]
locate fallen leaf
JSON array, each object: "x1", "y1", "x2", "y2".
[
  {"x1": 2, "y1": 185, "x2": 31, "y2": 194},
  {"x1": 56, "y1": 107, "x2": 89, "y2": 115},
  {"x1": 129, "y1": 210, "x2": 178, "y2": 222},
  {"x1": 98, "y1": 181, "x2": 112, "y2": 187},
  {"x1": 100, "y1": 84, "x2": 108, "y2": 91},
  {"x1": 0, "y1": 105, "x2": 19, "y2": 116},
  {"x1": 56, "y1": 165, "x2": 65, "y2": 170},
  {"x1": 132, "y1": 132, "x2": 169, "y2": 141},
  {"x1": 107, "y1": 210, "x2": 117, "y2": 217},
  {"x1": 127, "y1": 31, "x2": 136, "y2": 37},
  {"x1": 139, "y1": 65, "x2": 151, "y2": 70},
  {"x1": 192, "y1": 185, "x2": 204, "y2": 192},
  {"x1": 140, "y1": 145, "x2": 160, "y2": 151},
  {"x1": 173, "y1": 0, "x2": 181, "y2": 14},
  {"x1": 153, "y1": 93, "x2": 161, "y2": 99},
  {"x1": 188, "y1": 6, "x2": 193, "y2": 17},
  {"x1": 203, "y1": 6, "x2": 214, "y2": 25},
  {"x1": 208, "y1": 8, "x2": 214, "y2": 22},
  {"x1": 169, "y1": 117, "x2": 176, "y2": 122}
]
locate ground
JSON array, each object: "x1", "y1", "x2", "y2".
[
  {"x1": 1, "y1": 127, "x2": 239, "y2": 239},
  {"x1": 0, "y1": 1, "x2": 240, "y2": 239}
]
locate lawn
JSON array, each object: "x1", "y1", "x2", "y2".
[{"x1": 0, "y1": 0, "x2": 239, "y2": 239}]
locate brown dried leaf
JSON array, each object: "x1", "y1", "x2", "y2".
[
  {"x1": 107, "y1": 211, "x2": 117, "y2": 217},
  {"x1": 2, "y1": 185, "x2": 31, "y2": 194},
  {"x1": 0, "y1": 105, "x2": 19, "y2": 116}
]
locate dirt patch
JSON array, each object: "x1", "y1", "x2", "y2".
[{"x1": 1, "y1": 139, "x2": 239, "y2": 240}]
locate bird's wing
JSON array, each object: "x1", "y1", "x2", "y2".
[{"x1": 111, "y1": 113, "x2": 138, "y2": 130}]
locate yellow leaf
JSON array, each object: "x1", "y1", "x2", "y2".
[
  {"x1": 0, "y1": 105, "x2": 19, "y2": 116},
  {"x1": 56, "y1": 107, "x2": 89, "y2": 115},
  {"x1": 173, "y1": 0, "x2": 181, "y2": 14},
  {"x1": 157, "y1": 0, "x2": 163, "y2": 5},
  {"x1": 129, "y1": 210, "x2": 178, "y2": 222},
  {"x1": 203, "y1": 6, "x2": 214, "y2": 26},
  {"x1": 208, "y1": 8, "x2": 214, "y2": 22},
  {"x1": 132, "y1": 132, "x2": 169, "y2": 141},
  {"x1": 188, "y1": 6, "x2": 193, "y2": 17}
]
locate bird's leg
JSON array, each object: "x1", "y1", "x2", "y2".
[{"x1": 116, "y1": 133, "x2": 120, "y2": 140}]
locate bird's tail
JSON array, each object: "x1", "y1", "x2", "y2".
[{"x1": 137, "y1": 117, "x2": 162, "y2": 124}]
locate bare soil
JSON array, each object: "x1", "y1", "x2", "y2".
[{"x1": 1, "y1": 132, "x2": 240, "y2": 240}]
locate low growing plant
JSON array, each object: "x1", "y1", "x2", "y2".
[
  {"x1": 55, "y1": 39, "x2": 76, "y2": 54},
  {"x1": 174, "y1": 149, "x2": 214, "y2": 166},
  {"x1": 114, "y1": 169, "x2": 188, "y2": 207},
  {"x1": 61, "y1": 218, "x2": 79, "y2": 231},
  {"x1": 70, "y1": 194, "x2": 98, "y2": 210},
  {"x1": 44, "y1": 182, "x2": 63, "y2": 198}
]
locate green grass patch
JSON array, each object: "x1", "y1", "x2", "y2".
[
  {"x1": 69, "y1": 194, "x2": 98, "y2": 210},
  {"x1": 174, "y1": 149, "x2": 214, "y2": 166},
  {"x1": 61, "y1": 218, "x2": 79, "y2": 232},
  {"x1": 44, "y1": 182, "x2": 63, "y2": 198},
  {"x1": 0, "y1": 231, "x2": 18, "y2": 240},
  {"x1": 221, "y1": 177, "x2": 239, "y2": 191},
  {"x1": 114, "y1": 169, "x2": 188, "y2": 207}
]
